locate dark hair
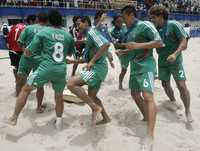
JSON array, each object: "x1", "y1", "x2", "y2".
[
  {"x1": 148, "y1": 5, "x2": 169, "y2": 20},
  {"x1": 26, "y1": 15, "x2": 36, "y2": 25},
  {"x1": 112, "y1": 15, "x2": 121, "y2": 25},
  {"x1": 121, "y1": 5, "x2": 137, "y2": 17},
  {"x1": 37, "y1": 12, "x2": 48, "y2": 23},
  {"x1": 94, "y1": 10, "x2": 106, "y2": 20},
  {"x1": 72, "y1": 16, "x2": 81, "y2": 24},
  {"x1": 80, "y1": 16, "x2": 91, "y2": 27},
  {"x1": 48, "y1": 10, "x2": 62, "y2": 26}
]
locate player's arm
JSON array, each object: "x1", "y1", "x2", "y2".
[
  {"x1": 117, "y1": 24, "x2": 163, "y2": 56},
  {"x1": 17, "y1": 28, "x2": 27, "y2": 49},
  {"x1": 86, "y1": 43, "x2": 110, "y2": 70},
  {"x1": 85, "y1": 29, "x2": 110, "y2": 70},
  {"x1": 25, "y1": 33, "x2": 42, "y2": 57},
  {"x1": 167, "y1": 22, "x2": 189, "y2": 62}
]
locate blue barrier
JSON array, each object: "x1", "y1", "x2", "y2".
[
  {"x1": 190, "y1": 28, "x2": 200, "y2": 37},
  {"x1": 0, "y1": 7, "x2": 200, "y2": 21},
  {"x1": 0, "y1": 7, "x2": 118, "y2": 17},
  {"x1": 0, "y1": 35, "x2": 7, "y2": 50}
]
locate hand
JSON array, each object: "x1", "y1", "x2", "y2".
[
  {"x1": 167, "y1": 53, "x2": 177, "y2": 63},
  {"x1": 115, "y1": 50, "x2": 127, "y2": 56},
  {"x1": 83, "y1": 61, "x2": 94, "y2": 71},
  {"x1": 66, "y1": 58, "x2": 75, "y2": 64},
  {"x1": 125, "y1": 42, "x2": 137, "y2": 50},
  {"x1": 24, "y1": 49, "x2": 31, "y2": 57}
]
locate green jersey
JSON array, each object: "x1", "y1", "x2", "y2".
[
  {"x1": 111, "y1": 24, "x2": 127, "y2": 43},
  {"x1": 18, "y1": 24, "x2": 46, "y2": 61},
  {"x1": 156, "y1": 20, "x2": 189, "y2": 67},
  {"x1": 28, "y1": 26, "x2": 75, "y2": 69},
  {"x1": 126, "y1": 20, "x2": 162, "y2": 75},
  {"x1": 85, "y1": 28, "x2": 109, "y2": 80}
]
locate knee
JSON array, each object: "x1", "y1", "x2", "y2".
[
  {"x1": 67, "y1": 79, "x2": 76, "y2": 90},
  {"x1": 131, "y1": 92, "x2": 141, "y2": 101},
  {"x1": 17, "y1": 74, "x2": 26, "y2": 83},
  {"x1": 161, "y1": 81, "x2": 170, "y2": 88},
  {"x1": 22, "y1": 84, "x2": 33, "y2": 92},
  {"x1": 142, "y1": 92, "x2": 154, "y2": 102},
  {"x1": 176, "y1": 81, "x2": 187, "y2": 91}
]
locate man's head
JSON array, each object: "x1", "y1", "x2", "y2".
[
  {"x1": 48, "y1": 10, "x2": 62, "y2": 27},
  {"x1": 79, "y1": 16, "x2": 91, "y2": 32},
  {"x1": 94, "y1": 10, "x2": 106, "y2": 24},
  {"x1": 121, "y1": 5, "x2": 137, "y2": 27},
  {"x1": 72, "y1": 16, "x2": 81, "y2": 26},
  {"x1": 26, "y1": 15, "x2": 37, "y2": 25},
  {"x1": 148, "y1": 5, "x2": 169, "y2": 27},
  {"x1": 112, "y1": 15, "x2": 123, "y2": 29},
  {"x1": 37, "y1": 12, "x2": 48, "y2": 25}
]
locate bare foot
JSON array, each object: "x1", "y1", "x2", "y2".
[
  {"x1": 165, "y1": 101, "x2": 182, "y2": 112},
  {"x1": 119, "y1": 85, "x2": 126, "y2": 91},
  {"x1": 5, "y1": 116, "x2": 17, "y2": 126},
  {"x1": 96, "y1": 118, "x2": 111, "y2": 125},
  {"x1": 186, "y1": 112, "x2": 193, "y2": 123},
  {"x1": 91, "y1": 106, "x2": 102, "y2": 127},
  {"x1": 140, "y1": 136, "x2": 153, "y2": 151}
]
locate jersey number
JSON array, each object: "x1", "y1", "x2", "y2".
[
  {"x1": 143, "y1": 79, "x2": 149, "y2": 88},
  {"x1": 179, "y1": 70, "x2": 184, "y2": 78},
  {"x1": 52, "y1": 42, "x2": 64, "y2": 63}
]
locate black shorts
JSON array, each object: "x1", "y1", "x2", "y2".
[{"x1": 9, "y1": 51, "x2": 23, "y2": 70}]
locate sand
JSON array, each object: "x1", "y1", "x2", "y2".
[{"x1": 0, "y1": 38, "x2": 200, "y2": 151}]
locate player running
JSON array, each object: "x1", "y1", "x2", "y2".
[
  {"x1": 17, "y1": 12, "x2": 49, "y2": 113},
  {"x1": 7, "y1": 10, "x2": 75, "y2": 129}
]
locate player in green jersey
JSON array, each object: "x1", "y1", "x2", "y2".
[
  {"x1": 67, "y1": 16, "x2": 111, "y2": 127},
  {"x1": 7, "y1": 10, "x2": 75, "y2": 129},
  {"x1": 148, "y1": 5, "x2": 193, "y2": 123},
  {"x1": 111, "y1": 15, "x2": 129, "y2": 90},
  {"x1": 17, "y1": 12, "x2": 48, "y2": 113},
  {"x1": 117, "y1": 5, "x2": 164, "y2": 150}
]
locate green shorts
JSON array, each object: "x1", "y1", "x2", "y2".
[
  {"x1": 27, "y1": 63, "x2": 66, "y2": 92},
  {"x1": 158, "y1": 64, "x2": 186, "y2": 81},
  {"x1": 119, "y1": 55, "x2": 130, "y2": 69},
  {"x1": 18, "y1": 55, "x2": 40, "y2": 76},
  {"x1": 129, "y1": 72, "x2": 154, "y2": 93},
  {"x1": 79, "y1": 69, "x2": 102, "y2": 91}
]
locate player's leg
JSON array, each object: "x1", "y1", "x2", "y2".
[
  {"x1": 67, "y1": 75, "x2": 102, "y2": 127},
  {"x1": 172, "y1": 64, "x2": 193, "y2": 122},
  {"x1": 131, "y1": 91, "x2": 147, "y2": 121},
  {"x1": 161, "y1": 80, "x2": 176, "y2": 102},
  {"x1": 8, "y1": 84, "x2": 34, "y2": 125},
  {"x1": 118, "y1": 56, "x2": 129, "y2": 90},
  {"x1": 88, "y1": 85, "x2": 111, "y2": 125},
  {"x1": 36, "y1": 87, "x2": 45, "y2": 113},
  {"x1": 137, "y1": 72, "x2": 157, "y2": 150},
  {"x1": 119, "y1": 68, "x2": 127, "y2": 90}
]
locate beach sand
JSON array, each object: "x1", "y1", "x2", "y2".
[{"x1": 0, "y1": 38, "x2": 200, "y2": 151}]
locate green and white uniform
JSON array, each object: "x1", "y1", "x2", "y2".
[
  {"x1": 18, "y1": 24, "x2": 45, "y2": 76},
  {"x1": 27, "y1": 27, "x2": 75, "y2": 92},
  {"x1": 126, "y1": 20, "x2": 162, "y2": 93},
  {"x1": 111, "y1": 24, "x2": 131, "y2": 69},
  {"x1": 79, "y1": 28, "x2": 109, "y2": 90},
  {"x1": 156, "y1": 20, "x2": 189, "y2": 81}
]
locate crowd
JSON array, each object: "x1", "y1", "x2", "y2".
[
  {"x1": 137, "y1": 0, "x2": 200, "y2": 14},
  {"x1": 0, "y1": 0, "x2": 199, "y2": 14}
]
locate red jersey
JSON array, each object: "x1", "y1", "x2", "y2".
[{"x1": 7, "y1": 23, "x2": 25, "y2": 52}]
